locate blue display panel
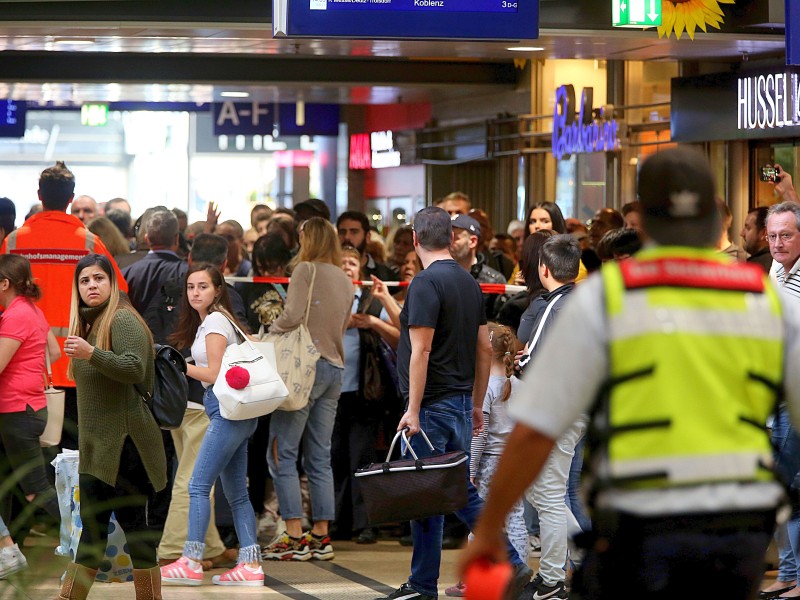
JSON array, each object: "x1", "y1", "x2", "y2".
[
  {"x1": 0, "y1": 100, "x2": 25, "y2": 138},
  {"x1": 274, "y1": 0, "x2": 537, "y2": 40},
  {"x1": 789, "y1": 0, "x2": 800, "y2": 66}
]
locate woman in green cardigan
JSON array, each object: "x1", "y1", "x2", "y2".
[{"x1": 60, "y1": 253, "x2": 166, "y2": 600}]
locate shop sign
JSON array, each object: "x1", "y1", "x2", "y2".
[
  {"x1": 738, "y1": 72, "x2": 800, "y2": 130},
  {"x1": 672, "y1": 67, "x2": 800, "y2": 143},
  {"x1": 349, "y1": 130, "x2": 401, "y2": 169},
  {"x1": 551, "y1": 85, "x2": 619, "y2": 161}
]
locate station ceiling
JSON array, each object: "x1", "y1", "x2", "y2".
[{"x1": 0, "y1": 0, "x2": 788, "y2": 105}]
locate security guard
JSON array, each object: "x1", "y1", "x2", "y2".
[
  {"x1": 1, "y1": 161, "x2": 127, "y2": 449},
  {"x1": 460, "y1": 148, "x2": 800, "y2": 600}
]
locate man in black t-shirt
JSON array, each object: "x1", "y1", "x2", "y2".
[{"x1": 379, "y1": 207, "x2": 531, "y2": 600}]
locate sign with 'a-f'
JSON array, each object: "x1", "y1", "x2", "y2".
[{"x1": 213, "y1": 102, "x2": 340, "y2": 136}]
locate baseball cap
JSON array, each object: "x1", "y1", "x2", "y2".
[
  {"x1": 451, "y1": 214, "x2": 481, "y2": 236},
  {"x1": 637, "y1": 148, "x2": 716, "y2": 220}
]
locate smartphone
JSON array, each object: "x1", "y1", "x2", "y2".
[{"x1": 760, "y1": 165, "x2": 781, "y2": 183}]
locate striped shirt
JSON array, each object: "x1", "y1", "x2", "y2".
[{"x1": 774, "y1": 257, "x2": 800, "y2": 300}]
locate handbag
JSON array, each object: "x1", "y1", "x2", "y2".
[
  {"x1": 354, "y1": 428, "x2": 469, "y2": 525},
  {"x1": 213, "y1": 314, "x2": 289, "y2": 420},
  {"x1": 361, "y1": 330, "x2": 385, "y2": 402},
  {"x1": 263, "y1": 262, "x2": 320, "y2": 412},
  {"x1": 40, "y1": 350, "x2": 65, "y2": 447}
]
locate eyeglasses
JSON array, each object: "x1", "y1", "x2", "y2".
[{"x1": 767, "y1": 232, "x2": 797, "y2": 244}]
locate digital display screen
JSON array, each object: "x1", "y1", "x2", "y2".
[
  {"x1": 0, "y1": 101, "x2": 25, "y2": 138},
  {"x1": 275, "y1": 0, "x2": 535, "y2": 39},
  {"x1": 310, "y1": 0, "x2": 517, "y2": 13}
]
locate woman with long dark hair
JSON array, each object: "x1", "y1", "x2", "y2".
[
  {"x1": 0, "y1": 254, "x2": 61, "y2": 560},
  {"x1": 61, "y1": 253, "x2": 166, "y2": 600},
  {"x1": 524, "y1": 202, "x2": 567, "y2": 238},
  {"x1": 160, "y1": 263, "x2": 263, "y2": 587}
]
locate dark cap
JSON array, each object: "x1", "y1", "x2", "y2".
[
  {"x1": 293, "y1": 198, "x2": 330, "y2": 221},
  {"x1": 638, "y1": 148, "x2": 716, "y2": 220},
  {"x1": 451, "y1": 214, "x2": 481, "y2": 236}
]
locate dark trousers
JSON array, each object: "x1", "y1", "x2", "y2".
[
  {"x1": 572, "y1": 510, "x2": 775, "y2": 600},
  {"x1": 331, "y1": 391, "x2": 380, "y2": 533},
  {"x1": 75, "y1": 437, "x2": 160, "y2": 570},
  {"x1": 0, "y1": 405, "x2": 61, "y2": 538},
  {"x1": 60, "y1": 387, "x2": 79, "y2": 451}
]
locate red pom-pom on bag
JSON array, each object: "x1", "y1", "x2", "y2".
[{"x1": 225, "y1": 366, "x2": 250, "y2": 390}]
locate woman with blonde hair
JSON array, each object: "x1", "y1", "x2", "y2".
[
  {"x1": 60, "y1": 253, "x2": 166, "y2": 600},
  {"x1": 262, "y1": 217, "x2": 353, "y2": 561}
]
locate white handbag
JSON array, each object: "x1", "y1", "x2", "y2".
[
  {"x1": 40, "y1": 350, "x2": 65, "y2": 447},
  {"x1": 213, "y1": 314, "x2": 289, "y2": 420}
]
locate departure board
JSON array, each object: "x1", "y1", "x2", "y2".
[{"x1": 274, "y1": 0, "x2": 536, "y2": 39}]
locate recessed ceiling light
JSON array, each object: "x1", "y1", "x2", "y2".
[
  {"x1": 53, "y1": 38, "x2": 95, "y2": 45},
  {"x1": 220, "y1": 91, "x2": 250, "y2": 98},
  {"x1": 507, "y1": 46, "x2": 545, "y2": 52}
]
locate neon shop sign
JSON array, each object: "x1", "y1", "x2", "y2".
[{"x1": 552, "y1": 85, "x2": 620, "y2": 160}]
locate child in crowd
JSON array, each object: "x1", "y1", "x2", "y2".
[{"x1": 446, "y1": 322, "x2": 527, "y2": 598}]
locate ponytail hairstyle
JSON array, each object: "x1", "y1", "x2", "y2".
[
  {"x1": 0, "y1": 254, "x2": 41, "y2": 301},
  {"x1": 488, "y1": 322, "x2": 516, "y2": 402}
]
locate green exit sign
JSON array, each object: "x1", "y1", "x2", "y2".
[
  {"x1": 81, "y1": 103, "x2": 108, "y2": 127},
  {"x1": 613, "y1": 0, "x2": 662, "y2": 27}
]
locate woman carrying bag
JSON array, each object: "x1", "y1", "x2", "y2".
[
  {"x1": 0, "y1": 255, "x2": 62, "y2": 543},
  {"x1": 61, "y1": 254, "x2": 166, "y2": 600},
  {"x1": 160, "y1": 263, "x2": 263, "y2": 587},
  {"x1": 263, "y1": 217, "x2": 353, "y2": 561}
]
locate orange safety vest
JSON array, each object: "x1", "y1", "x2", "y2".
[{"x1": 1, "y1": 211, "x2": 128, "y2": 387}]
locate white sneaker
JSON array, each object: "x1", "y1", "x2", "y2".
[{"x1": 0, "y1": 544, "x2": 28, "y2": 579}]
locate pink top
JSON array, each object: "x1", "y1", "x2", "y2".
[{"x1": 0, "y1": 296, "x2": 49, "y2": 413}]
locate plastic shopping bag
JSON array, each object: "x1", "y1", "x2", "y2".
[{"x1": 52, "y1": 450, "x2": 134, "y2": 583}]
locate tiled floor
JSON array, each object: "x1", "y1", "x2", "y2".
[{"x1": 0, "y1": 537, "x2": 464, "y2": 600}]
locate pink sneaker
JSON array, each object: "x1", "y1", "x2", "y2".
[
  {"x1": 445, "y1": 581, "x2": 467, "y2": 597},
  {"x1": 160, "y1": 556, "x2": 203, "y2": 586},
  {"x1": 212, "y1": 563, "x2": 264, "y2": 587}
]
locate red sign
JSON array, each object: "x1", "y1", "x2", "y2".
[{"x1": 349, "y1": 133, "x2": 371, "y2": 170}]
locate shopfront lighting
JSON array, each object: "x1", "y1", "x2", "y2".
[
  {"x1": 220, "y1": 91, "x2": 250, "y2": 98},
  {"x1": 54, "y1": 38, "x2": 95, "y2": 45},
  {"x1": 507, "y1": 46, "x2": 544, "y2": 52}
]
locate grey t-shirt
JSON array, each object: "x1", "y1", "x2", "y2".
[{"x1": 482, "y1": 374, "x2": 521, "y2": 455}]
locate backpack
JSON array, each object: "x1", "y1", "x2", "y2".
[
  {"x1": 142, "y1": 280, "x2": 183, "y2": 346},
  {"x1": 135, "y1": 344, "x2": 188, "y2": 430}
]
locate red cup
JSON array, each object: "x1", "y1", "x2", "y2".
[{"x1": 464, "y1": 558, "x2": 513, "y2": 600}]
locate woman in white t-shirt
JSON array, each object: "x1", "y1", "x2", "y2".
[{"x1": 160, "y1": 263, "x2": 264, "y2": 588}]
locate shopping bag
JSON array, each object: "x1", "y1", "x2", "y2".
[
  {"x1": 213, "y1": 314, "x2": 289, "y2": 420},
  {"x1": 40, "y1": 351, "x2": 64, "y2": 447},
  {"x1": 263, "y1": 262, "x2": 319, "y2": 411},
  {"x1": 354, "y1": 428, "x2": 469, "y2": 525},
  {"x1": 53, "y1": 450, "x2": 134, "y2": 582}
]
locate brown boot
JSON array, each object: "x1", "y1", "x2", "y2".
[
  {"x1": 133, "y1": 567, "x2": 162, "y2": 600},
  {"x1": 57, "y1": 563, "x2": 97, "y2": 600}
]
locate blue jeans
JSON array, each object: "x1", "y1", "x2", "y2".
[
  {"x1": 186, "y1": 387, "x2": 260, "y2": 564},
  {"x1": 408, "y1": 394, "x2": 522, "y2": 597},
  {"x1": 0, "y1": 514, "x2": 8, "y2": 538},
  {"x1": 772, "y1": 405, "x2": 800, "y2": 581},
  {"x1": 268, "y1": 359, "x2": 342, "y2": 522},
  {"x1": 567, "y1": 435, "x2": 591, "y2": 533}
]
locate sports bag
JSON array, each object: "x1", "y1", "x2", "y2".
[
  {"x1": 213, "y1": 314, "x2": 289, "y2": 420},
  {"x1": 135, "y1": 344, "x2": 188, "y2": 430},
  {"x1": 355, "y1": 428, "x2": 469, "y2": 525}
]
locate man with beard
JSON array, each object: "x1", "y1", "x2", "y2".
[
  {"x1": 336, "y1": 210, "x2": 396, "y2": 280},
  {"x1": 741, "y1": 207, "x2": 772, "y2": 274},
  {"x1": 450, "y1": 214, "x2": 506, "y2": 319}
]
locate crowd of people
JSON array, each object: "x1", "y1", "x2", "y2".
[{"x1": 0, "y1": 155, "x2": 798, "y2": 600}]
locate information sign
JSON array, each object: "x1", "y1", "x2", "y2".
[
  {"x1": 789, "y1": 0, "x2": 800, "y2": 66},
  {"x1": 0, "y1": 100, "x2": 25, "y2": 138},
  {"x1": 612, "y1": 0, "x2": 662, "y2": 27},
  {"x1": 213, "y1": 102, "x2": 340, "y2": 137},
  {"x1": 274, "y1": 0, "x2": 537, "y2": 40}
]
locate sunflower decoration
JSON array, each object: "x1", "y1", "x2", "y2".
[{"x1": 657, "y1": 0, "x2": 736, "y2": 40}]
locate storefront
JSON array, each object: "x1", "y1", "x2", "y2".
[{"x1": 671, "y1": 64, "x2": 800, "y2": 222}]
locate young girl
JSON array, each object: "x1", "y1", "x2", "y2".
[
  {"x1": 449, "y1": 323, "x2": 528, "y2": 597},
  {"x1": 160, "y1": 263, "x2": 263, "y2": 587}
]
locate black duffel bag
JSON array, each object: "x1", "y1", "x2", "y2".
[{"x1": 355, "y1": 428, "x2": 469, "y2": 525}]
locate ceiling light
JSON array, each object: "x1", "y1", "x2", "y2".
[
  {"x1": 507, "y1": 46, "x2": 544, "y2": 52},
  {"x1": 53, "y1": 38, "x2": 95, "y2": 45},
  {"x1": 220, "y1": 91, "x2": 250, "y2": 99}
]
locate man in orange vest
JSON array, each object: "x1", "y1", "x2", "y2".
[{"x1": 1, "y1": 161, "x2": 127, "y2": 450}]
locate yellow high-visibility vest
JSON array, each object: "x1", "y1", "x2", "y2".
[{"x1": 595, "y1": 247, "x2": 783, "y2": 490}]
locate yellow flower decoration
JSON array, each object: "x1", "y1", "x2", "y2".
[{"x1": 658, "y1": 0, "x2": 736, "y2": 40}]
